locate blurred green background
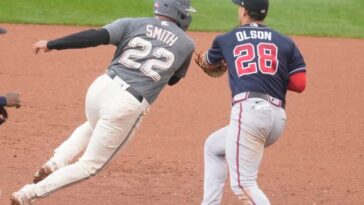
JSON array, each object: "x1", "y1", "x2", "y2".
[{"x1": 0, "y1": 0, "x2": 363, "y2": 38}]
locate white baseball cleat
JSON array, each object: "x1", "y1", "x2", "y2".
[{"x1": 10, "y1": 191, "x2": 32, "y2": 205}]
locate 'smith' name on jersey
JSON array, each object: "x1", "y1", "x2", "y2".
[
  {"x1": 236, "y1": 30, "x2": 272, "y2": 42},
  {"x1": 146, "y1": 25, "x2": 179, "y2": 46}
]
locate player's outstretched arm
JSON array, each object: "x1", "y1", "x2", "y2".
[
  {"x1": 0, "y1": 93, "x2": 21, "y2": 108},
  {"x1": 33, "y1": 28, "x2": 110, "y2": 54}
]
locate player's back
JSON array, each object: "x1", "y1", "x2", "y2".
[
  {"x1": 216, "y1": 23, "x2": 305, "y2": 102},
  {"x1": 104, "y1": 17, "x2": 195, "y2": 104}
]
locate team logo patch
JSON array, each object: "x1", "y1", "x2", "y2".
[{"x1": 268, "y1": 96, "x2": 281, "y2": 107}]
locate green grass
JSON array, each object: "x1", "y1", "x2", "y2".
[{"x1": 0, "y1": 0, "x2": 363, "y2": 38}]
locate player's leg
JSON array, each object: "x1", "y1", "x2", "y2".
[
  {"x1": 225, "y1": 99, "x2": 284, "y2": 205},
  {"x1": 33, "y1": 122, "x2": 94, "y2": 183},
  {"x1": 41, "y1": 73, "x2": 122, "y2": 171},
  {"x1": 201, "y1": 126, "x2": 229, "y2": 205},
  {"x1": 31, "y1": 75, "x2": 106, "y2": 184},
  {"x1": 33, "y1": 111, "x2": 143, "y2": 198},
  {"x1": 11, "y1": 112, "x2": 143, "y2": 203},
  {"x1": 11, "y1": 74, "x2": 149, "y2": 203},
  {"x1": 266, "y1": 107, "x2": 286, "y2": 148}
]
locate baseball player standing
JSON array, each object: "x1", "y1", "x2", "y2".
[
  {"x1": 10, "y1": 0, "x2": 195, "y2": 204},
  {"x1": 198, "y1": 0, "x2": 306, "y2": 204}
]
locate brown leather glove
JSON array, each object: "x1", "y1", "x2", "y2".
[{"x1": 195, "y1": 51, "x2": 227, "y2": 78}]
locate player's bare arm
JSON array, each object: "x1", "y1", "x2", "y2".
[
  {"x1": 4, "y1": 93, "x2": 21, "y2": 108},
  {"x1": 0, "y1": 93, "x2": 21, "y2": 108}
]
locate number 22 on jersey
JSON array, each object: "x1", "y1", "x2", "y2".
[
  {"x1": 233, "y1": 43, "x2": 278, "y2": 77},
  {"x1": 119, "y1": 37, "x2": 175, "y2": 82}
]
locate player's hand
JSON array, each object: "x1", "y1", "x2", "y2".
[
  {"x1": 194, "y1": 51, "x2": 227, "y2": 78},
  {"x1": 5, "y1": 92, "x2": 21, "y2": 108},
  {"x1": 33, "y1": 40, "x2": 50, "y2": 54}
]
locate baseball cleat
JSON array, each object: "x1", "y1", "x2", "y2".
[
  {"x1": 10, "y1": 191, "x2": 32, "y2": 205},
  {"x1": 33, "y1": 165, "x2": 53, "y2": 183}
]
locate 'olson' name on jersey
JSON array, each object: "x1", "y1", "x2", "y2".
[{"x1": 236, "y1": 30, "x2": 272, "y2": 42}]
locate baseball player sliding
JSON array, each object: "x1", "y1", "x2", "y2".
[
  {"x1": 11, "y1": 0, "x2": 195, "y2": 204},
  {"x1": 196, "y1": 0, "x2": 306, "y2": 204}
]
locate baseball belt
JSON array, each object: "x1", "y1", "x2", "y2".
[
  {"x1": 233, "y1": 91, "x2": 285, "y2": 109},
  {"x1": 106, "y1": 69, "x2": 144, "y2": 103}
]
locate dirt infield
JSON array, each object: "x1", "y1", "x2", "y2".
[{"x1": 0, "y1": 24, "x2": 363, "y2": 205}]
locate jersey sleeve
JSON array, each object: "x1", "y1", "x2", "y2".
[
  {"x1": 174, "y1": 51, "x2": 193, "y2": 78},
  {"x1": 288, "y1": 42, "x2": 306, "y2": 75},
  {"x1": 206, "y1": 36, "x2": 224, "y2": 65},
  {"x1": 103, "y1": 18, "x2": 133, "y2": 45},
  {"x1": 0, "y1": 96, "x2": 6, "y2": 106}
]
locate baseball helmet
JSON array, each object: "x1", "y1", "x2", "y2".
[
  {"x1": 232, "y1": 0, "x2": 269, "y2": 20},
  {"x1": 154, "y1": 0, "x2": 196, "y2": 31}
]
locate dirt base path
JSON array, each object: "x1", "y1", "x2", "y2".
[{"x1": 0, "y1": 24, "x2": 363, "y2": 205}]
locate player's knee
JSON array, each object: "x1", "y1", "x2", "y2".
[
  {"x1": 78, "y1": 159, "x2": 103, "y2": 177},
  {"x1": 231, "y1": 177, "x2": 257, "y2": 191}
]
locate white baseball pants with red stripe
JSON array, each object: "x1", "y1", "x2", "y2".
[
  {"x1": 16, "y1": 74, "x2": 150, "y2": 201},
  {"x1": 201, "y1": 98, "x2": 286, "y2": 205}
]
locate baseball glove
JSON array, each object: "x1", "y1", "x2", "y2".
[
  {"x1": 195, "y1": 52, "x2": 227, "y2": 78},
  {"x1": 0, "y1": 107, "x2": 8, "y2": 126}
]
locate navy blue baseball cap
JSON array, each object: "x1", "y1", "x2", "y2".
[{"x1": 232, "y1": 0, "x2": 269, "y2": 20}]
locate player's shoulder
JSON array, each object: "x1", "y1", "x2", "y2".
[
  {"x1": 111, "y1": 17, "x2": 158, "y2": 26},
  {"x1": 270, "y1": 28, "x2": 295, "y2": 43},
  {"x1": 161, "y1": 21, "x2": 195, "y2": 50},
  {"x1": 120, "y1": 17, "x2": 157, "y2": 26},
  {"x1": 171, "y1": 30, "x2": 195, "y2": 53},
  {"x1": 182, "y1": 34, "x2": 196, "y2": 50}
]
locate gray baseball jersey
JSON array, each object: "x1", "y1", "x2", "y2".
[{"x1": 103, "y1": 17, "x2": 195, "y2": 104}]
